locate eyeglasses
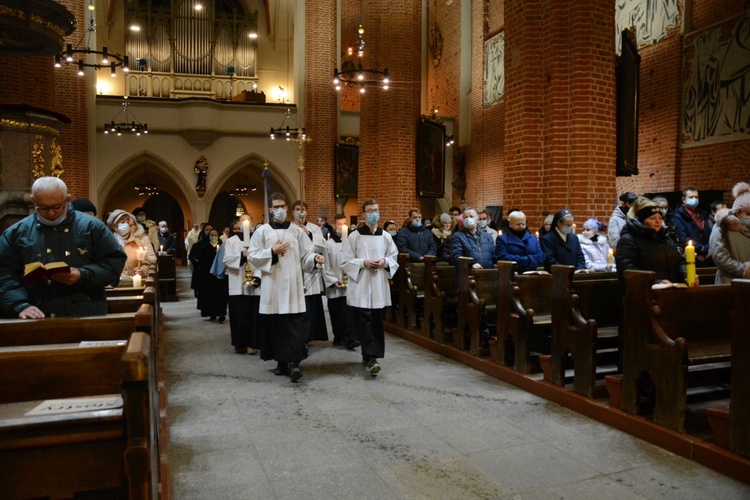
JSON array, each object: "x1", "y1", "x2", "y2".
[
  {"x1": 364, "y1": 209, "x2": 380, "y2": 214},
  {"x1": 271, "y1": 204, "x2": 287, "y2": 209},
  {"x1": 36, "y1": 203, "x2": 66, "y2": 214}
]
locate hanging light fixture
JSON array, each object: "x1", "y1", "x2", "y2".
[
  {"x1": 229, "y1": 165, "x2": 257, "y2": 197},
  {"x1": 54, "y1": 3, "x2": 129, "y2": 77},
  {"x1": 270, "y1": 108, "x2": 306, "y2": 141},
  {"x1": 134, "y1": 166, "x2": 159, "y2": 196},
  {"x1": 333, "y1": 0, "x2": 389, "y2": 93},
  {"x1": 103, "y1": 102, "x2": 148, "y2": 136}
]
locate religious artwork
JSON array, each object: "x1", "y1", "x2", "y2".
[
  {"x1": 681, "y1": 12, "x2": 750, "y2": 147},
  {"x1": 50, "y1": 139, "x2": 64, "y2": 178},
  {"x1": 615, "y1": 0, "x2": 681, "y2": 55},
  {"x1": 334, "y1": 143, "x2": 358, "y2": 198},
  {"x1": 484, "y1": 31, "x2": 505, "y2": 106},
  {"x1": 194, "y1": 155, "x2": 208, "y2": 196},
  {"x1": 430, "y1": 23, "x2": 443, "y2": 67},
  {"x1": 616, "y1": 30, "x2": 641, "y2": 177},
  {"x1": 31, "y1": 135, "x2": 45, "y2": 180},
  {"x1": 415, "y1": 118, "x2": 445, "y2": 198}
]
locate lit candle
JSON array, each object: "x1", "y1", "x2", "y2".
[
  {"x1": 499, "y1": 230, "x2": 503, "y2": 236},
  {"x1": 132, "y1": 274, "x2": 142, "y2": 288},
  {"x1": 685, "y1": 240, "x2": 696, "y2": 286},
  {"x1": 572, "y1": 223, "x2": 577, "y2": 233},
  {"x1": 160, "y1": 244, "x2": 164, "y2": 253},
  {"x1": 608, "y1": 248, "x2": 614, "y2": 266},
  {"x1": 535, "y1": 231, "x2": 539, "y2": 239},
  {"x1": 341, "y1": 225, "x2": 348, "y2": 240},
  {"x1": 135, "y1": 246, "x2": 146, "y2": 261},
  {"x1": 242, "y1": 219, "x2": 251, "y2": 247}
]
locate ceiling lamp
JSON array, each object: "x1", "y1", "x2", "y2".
[
  {"x1": 103, "y1": 102, "x2": 148, "y2": 136},
  {"x1": 54, "y1": 6, "x2": 128, "y2": 77},
  {"x1": 333, "y1": 1, "x2": 389, "y2": 93},
  {"x1": 229, "y1": 183, "x2": 256, "y2": 197},
  {"x1": 270, "y1": 108, "x2": 306, "y2": 141},
  {"x1": 134, "y1": 167, "x2": 158, "y2": 196}
]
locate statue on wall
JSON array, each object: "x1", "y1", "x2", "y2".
[{"x1": 194, "y1": 155, "x2": 208, "y2": 196}]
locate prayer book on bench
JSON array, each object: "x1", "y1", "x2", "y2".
[{"x1": 22, "y1": 261, "x2": 70, "y2": 286}]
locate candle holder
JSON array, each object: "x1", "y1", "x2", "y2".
[
  {"x1": 341, "y1": 271, "x2": 348, "y2": 288},
  {"x1": 243, "y1": 261, "x2": 260, "y2": 288}
]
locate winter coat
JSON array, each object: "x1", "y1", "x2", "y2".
[
  {"x1": 493, "y1": 230, "x2": 545, "y2": 273},
  {"x1": 608, "y1": 206, "x2": 628, "y2": 249},
  {"x1": 450, "y1": 229, "x2": 495, "y2": 269},
  {"x1": 671, "y1": 204, "x2": 711, "y2": 256},
  {"x1": 396, "y1": 223, "x2": 437, "y2": 262},
  {"x1": 709, "y1": 216, "x2": 750, "y2": 284},
  {"x1": 578, "y1": 233, "x2": 614, "y2": 271},
  {"x1": 615, "y1": 219, "x2": 686, "y2": 285},
  {"x1": 0, "y1": 208, "x2": 126, "y2": 317},
  {"x1": 540, "y1": 229, "x2": 586, "y2": 271}
]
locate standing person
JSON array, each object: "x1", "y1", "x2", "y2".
[
  {"x1": 292, "y1": 200, "x2": 329, "y2": 344},
  {"x1": 323, "y1": 214, "x2": 359, "y2": 349},
  {"x1": 197, "y1": 229, "x2": 227, "y2": 322},
  {"x1": 188, "y1": 223, "x2": 212, "y2": 298},
  {"x1": 342, "y1": 199, "x2": 399, "y2": 376},
  {"x1": 478, "y1": 210, "x2": 499, "y2": 240},
  {"x1": 608, "y1": 192, "x2": 638, "y2": 249},
  {"x1": 248, "y1": 193, "x2": 324, "y2": 382},
  {"x1": 157, "y1": 221, "x2": 176, "y2": 255},
  {"x1": 185, "y1": 223, "x2": 201, "y2": 264},
  {"x1": 708, "y1": 200, "x2": 727, "y2": 231},
  {"x1": 223, "y1": 215, "x2": 261, "y2": 354},
  {"x1": 493, "y1": 211, "x2": 545, "y2": 273},
  {"x1": 541, "y1": 209, "x2": 586, "y2": 271},
  {"x1": 0, "y1": 176, "x2": 126, "y2": 319},
  {"x1": 709, "y1": 182, "x2": 750, "y2": 284},
  {"x1": 106, "y1": 209, "x2": 157, "y2": 281},
  {"x1": 450, "y1": 207, "x2": 495, "y2": 269},
  {"x1": 396, "y1": 208, "x2": 436, "y2": 262},
  {"x1": 132, "y1": 206, "x2": 160, "y2": 251},
  {"x1": 672, "y1": 187, "x2": 712, "y2": 265}
]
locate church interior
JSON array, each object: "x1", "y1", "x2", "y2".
[{"x1": 1, "y1": 0, "x2": 749, "y2": 498}]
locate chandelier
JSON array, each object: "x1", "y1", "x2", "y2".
[
  {"x1": 333, "y1": 0, "x2": 389, "y2": 93},
  {"x1": 54, "y1": 2, "x2": 129, "y2": 77},
  {"x1": 134, "y1": 167, "x2": 158, "y2": 197},
  {"x1": 270, "y1": 108, "x2": 306, "y2": 141},
  {"x1": 103, "y1": 102, "x2": 148, "y2": 136},
  {"x1": 229, "y1": 183, "x2": 256, "y2": 197}
]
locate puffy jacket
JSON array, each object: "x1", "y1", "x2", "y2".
[
  {"x1": 541, "y1": 229, "x2": 586, "y2": 271},
  {"x1": 450, "y1": 229, "x2": 495, "y2": 269},
  {"x1": 608, "y1": 206, "x2": 628, "y2": 249},
  {"x1": 708, "y1": 219, "x2": 750, "y2": 284},
  {"x1": 578, "y1": 234, "x2": 614, "y2": 271},
  {"x1": 0, "y1": 208, "x2": 126, "y2": 317},
  {"x1": 615, "y1": 219, "x2": 686, "y2": 285},
  {"x1": 396, "y1": 223, "x2": 437, "y2": 262},
  {"x1": 493, "y1": 230, "x2": 545, "y2": 273},
  {"x1": 672, "y1": 204, "x2": 711, "y2": 256}
]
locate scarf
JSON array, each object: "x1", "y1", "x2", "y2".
[{"x1": 684, "y1": 203, "x2": 705, "y2": 232}]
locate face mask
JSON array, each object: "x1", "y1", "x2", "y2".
[
  {"x1": 478, "y1": 220, "x2": 488, "y2": 229},
  {"x1": 561, "y1": 225, "x2": 573, "y2": 235},
  {"x1": 464, "y1": 217, "x2": 476, "y2": 229},
  {"x1": 294, "y1": 210, "x2": 306, "y2": 221},
  {"x1": 210, "y1": 236, "x2": 219, "y2": 244},
  {"x1": 366, "y1": 212, "x2": 380, "y2": 225},
  {"x1": 685, "y1": 198, "x2": 699, "y2": 208},
  {"x1": 136, "y1": 216, "x2": 146, "y2": 223},
  {"x1": 160, "y1": 226, "x2": 168, "y2": 233},
  {"x1": 740, "y1": 216, "x2": 750, "y2": 227},
  {"x1": 411, "y1": 220, "x2": 422, "y2": 228},
  {"x1": 335, "y1": 229, "x2": 342, "y2": 237},
  {"x1": 582, "y1": 229, "x2": 595, "y2": 239},
  {"x1": 117, "y1": 223, "x2": 131, "y2": 236},
  {"x1": 38, "y1": 209, "x2": 67, "y2": 227},
  {"x1": 388, "y1": 230, "x2": 397, "y2": 237},
  {"x1": 272, "y1": 208, "x2": 287, "y2": 222},
  {"x1": 659, "y1": 209, "x2": 668, "y2": 217}
]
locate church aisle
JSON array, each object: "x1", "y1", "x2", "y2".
[{"x1": 164, "y1": 268, "x2": 749, "y2": 499}]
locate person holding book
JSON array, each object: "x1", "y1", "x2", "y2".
[
  {"x1": 106, "y1": 209, "x2": 157, "y2": 282},
  {"x1": 0, "y1": 176, "x2": 126, "y2": 319}
]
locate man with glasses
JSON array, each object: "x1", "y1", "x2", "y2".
[
  {"x1": 342, "y1": 199, "x2": 399, "y2": 376},
  {"x1": 248, "y1": 192, "x2": 325, "y2": 382},
  {"x1": 0, "y1": 176, "x2": 126, "y2": 318}
]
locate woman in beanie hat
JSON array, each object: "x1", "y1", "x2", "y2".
[
  {"x1": 578, "y1": 217, "x2": 614, "y2": 271},
  {"x1": 540, "y1": 209, "x2": 586, "y2": 271},
  {"x1": 615, "y1": 197, "x2": 686, "y2": 285},
  {"x1": 537, "y1": 214, "x2": 554, "y2": 238},
  {"x1": 708, "y1": 182, "x2": 750, "y2": 284},
  {"x1": 106, "y1": 209, "x2": 157, "y2": 282},
  {"x1": 432, "y1": 213, "x2": 453, "y2": 260}
]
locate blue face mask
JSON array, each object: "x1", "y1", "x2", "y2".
[
  {"x1": 37, "y1": 209, "x2": 68, "y2": 227},
  {"x1": 478, "y1": 220, "x2": 488, "y2": 229},
  {"x1": 366, "y1": 212, "x2": 380, "y2": 225},
  {"x1": 411, "y1": 220, "x2": 422, "y2": 228},
  {"x1": 464, "y1": 217, "x2": 476, "y2": 229},
  {"x1": 685, "y1": 198, "x2": 699, "y2": 208},
  {"x1": 561, "y1": 225, "x2": 573, "y2": 235},
  {"x1": 272, "y1": 208, "x2": 287, "y2": 222},
  {"x1": 740, "y1": 216, "x2": 750, "y2": 227}
]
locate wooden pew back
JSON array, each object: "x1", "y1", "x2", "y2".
[
  {"x1": 652, "y1": 285, "x2": 731, "y2": 345},
  {"x1": 730, "y1": 279, "x2": 750, "y2": 457}
]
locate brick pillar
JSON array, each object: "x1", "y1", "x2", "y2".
[
  {"x1": 358, "y1": 0, "x2": 421, "y2": 223},
  {"x1": 304, "y1": 0, "x2": 338, "y2": 219},
  {"x1": 504, "y1": 0, "x2": 615, "y2": 223}
]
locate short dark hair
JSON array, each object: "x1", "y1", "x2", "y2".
[
  {"x1": 619, "y1": 192, "x2": 638, "y2": 204},
  {"x1": 269, "y1": 192, "x2": 286, "y2": 206},
  {"x1": 333, "y1": 213, "x2": 346, "y2": 222},
  {"x1": 682, "y1": 187, "x2": 698, "y2": 198},
  {"x1": 709, "y1": 200, "x2": 725, "y2": 212},
  {"x1": 291, "y1": 200, "x2": 308, "y2": 210},
  {"x1": 361, "y1": 199, "x2": 378, "y2": 212},
  {"x1": 449, "y1": 206, "x2": 461, "y2": 213},
  {"x1": 408, "y1": 208, "x2": 421, "y2": 217}
]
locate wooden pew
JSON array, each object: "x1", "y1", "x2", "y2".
[
  {"x1": 457, "y1": 257, "x2": 498, "y2": 356},
  {"x1": 156, "y1": 254, "x2": 178, "y2": 302},
  {"x1": 107, "y1": 286, "x2": 157, "y2": 314},
  {"x1": 0, "y1": 332, "x2": 156, "y2": 499},
  {"x1": 423, "y1": 257, "x2": 459, "y2": 345},
  {"x1": 421, "y1": 255, "x2": 439, "y2": 338},
  {"x1": 395, "y1": 253, "x2": 426, "y2": 331},
  {"x1": 697, "y1": 266, "x2": 718, "y2": 286},
  {"x1": 495, "y1": 261, "x2": 554, "y2": 373},
  {"x1": 621, "y1": 270, "x2": 732, "y2": 432},
  {"x1": 549, "y1": 265, "x2": 620, "y2": 397}
]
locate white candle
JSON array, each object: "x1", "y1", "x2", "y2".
[
  {"x1": 135, "y1": 246, "x2": 146, "y2": 261},
  {"x1": 242, "y1": 219, "x2": 251, "y2": 247},
  {"x1": 132, "y1": 274, "x2": 142, "y2": 288},
  {"x1": 341, "y1": 225, "x2": 348, "y2": 239},
  {"x1": 160, "y1": 244, "x2": 164, "y2": 253}
]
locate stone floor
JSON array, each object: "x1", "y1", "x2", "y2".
[{"x1": 165, "y1": 269, "x2": 750, "y2": 499}]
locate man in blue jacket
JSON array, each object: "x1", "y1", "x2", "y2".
[
  {"x1": 671, "y1": 187, "x2": 712, "y2": 265},
  {"x1": 494, "y1": 211, "x2": 545, "y2": 273},
  {"x1": 396, "y1": 208, "x2": 437, "y2": 262},
  {"x1": 0, "y1": 176, "x2": 126, "y2": 318},
  {"x1": 450, "y1": 207, "x2": 495, "y2": 269}
]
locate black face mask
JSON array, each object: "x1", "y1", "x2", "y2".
[
  {"x1": 234, "y1": 231, "x2": 243, "y2": 241},
  {"x1": 509, "y1": 228, "x2": 526, "y2": 238}
]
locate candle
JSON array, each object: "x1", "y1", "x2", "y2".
[
  {"x1": 341, "y1": 225, "x2": 348, "y2": 239},
  {"x1": 608, "y1": 248, "x2": 614, "y2": 266},
  {"x1": 132, "y1": 274, "x2": 142, "y2": 288},
  {"x1": 135, "y1": 246, "x2": 146, "y2": 261},
  {"x1": 160, "y1": 244, "x2": 164, "y2": 253},
  {"x1": 685, "y1": 240, "x2": 696, "y2": 286},
  {"x1": 499, "y1": 230, "x2": 503, "y2": 236},
  {"x1": 535, "y1": 231, "x2": 539, "y2": 239},
  {"x1": 242, "y1": 220, "x2": 251, "y2": 247}
]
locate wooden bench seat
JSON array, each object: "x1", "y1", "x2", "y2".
[
  {"x1": 549, "y1": 265, "x2": 621, "y2": 397},
  {"x1": 620, "y1": 270, "x2": 733, "y2": 432},
  {"x1": 0, "y1": 332, "x2": 155, "y2": 499},
  {"x1": 422, "y1": 256, "x2": 459, "y2": 345},
  {"x1": 396, "y1": 253, "x2": 425, "y2": 331}
]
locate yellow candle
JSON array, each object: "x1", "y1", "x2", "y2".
[
  {"x1": 608, "y1": 249, "x2": 614, "y2": 265},
  {"x1": 132, "y1": 274, "x2": 142, "y2": 288},
  {"x1": 685, "y1": 240, "x2": 696, "y2": 286}
]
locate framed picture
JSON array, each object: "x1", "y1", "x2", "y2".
[
  {"x1": 334, "y1": 143, "x2": 358, "y2": 198},
  {"x1": 415, "y1": 118, "x2": 445, "y2": 198},
  {"x1": 616, "y1": 30, "x2": 640, "y2": 177}
]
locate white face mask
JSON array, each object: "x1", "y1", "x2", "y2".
[
  {"x1": 37, "y1": 209, "x2": 68, "y2": 227},
  {"x1": 582, "y1": 229, "x2": 595, "y2": 239},
  {"x1": 464, "y1": 217, "x2": 476, "y2": 229},
  {"x1": 160, "y1": 226, "x2": 168, "y2": 233},
  {"x1": 272, "y1": 208, "x2": 287, "y2": 222},
  {"x1": 561, "y1": 225, "x2": 573, "y2": 235},
  {"x1": 117, "y1": 223, "x2": 131, "y2": 236}
]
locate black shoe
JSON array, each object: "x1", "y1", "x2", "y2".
[
  {"x1": 289, "y1": 362, "x2": 303, "y2": 382},
  {"x1": 273, "y1": 362, "x2": 288, "y2": 376},
  {"x1": 366, "y1": 359, "x2": 381, "y2": 377},
  {"x1": 332, "y1": 339, "x2": 343, "y2": 346},
  {"x1": 344, "y1": 340, "x2": 360, "y2": 350},
  {"x1": 210, "y1": 316, "x2": 216, "y2": 321},
  {"x1": 234, "y1": 346, "x2": 247, "y2": 354},
  {"x1": 219, "y1": 316, "x2": 226, "y2": 323}
]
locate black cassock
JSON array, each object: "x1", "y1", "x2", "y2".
[{"x1": 196, "y1": 242, "x2": 228, "y2": 318}]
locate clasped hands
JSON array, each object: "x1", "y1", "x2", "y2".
[{"x1": 364, "y1": 258, "x2": 385, "y2": 269}]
